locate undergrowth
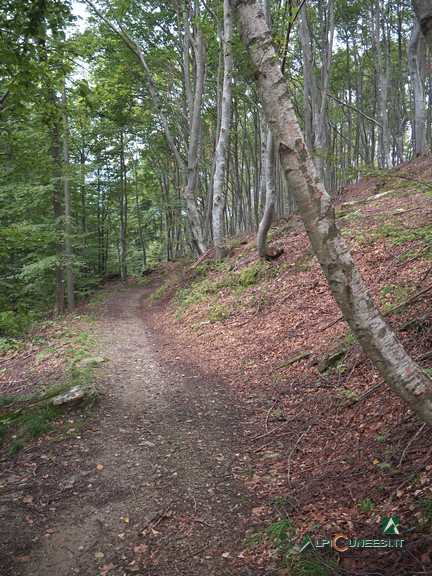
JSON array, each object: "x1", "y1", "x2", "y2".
[
  {"x1": 173, "y1": 261, "x2": 277, "y2": 323},
  {"x1": 0, "y1": 313, "x2": 102, "y2": 456},
  {"x1": 247, "y1": 516, "x2": 341, "y2": 576}
]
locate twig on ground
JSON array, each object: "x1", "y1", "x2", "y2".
[
  {"x1": 226, "y1": 303, "x2": 260, "y2": 328},
  {"x1": 141, "y1": 499, "x2": 180, "y2": 532},
  {"x1": 383, "y1": 446, "x2": 432, "y2": 511},
  {"x1": 251, "y1": 409, "x2": 306, "y2": 442},
  {"x1": 321, "y1": 285, "x2": 431, "y2": 332},
  {"x1": 287, "y1": 425, "x2": 312, "y2": 487},
  {"x1": 265, "y1": 400, "x2": 279, "y2": 433},
  {"x1": 397, "y1": 423, "x2": 427, "y2": 468}
]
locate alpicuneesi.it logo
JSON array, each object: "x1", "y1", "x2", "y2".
[{"x1": 279, "y1": 517, "x2": 404, "y2": 553}]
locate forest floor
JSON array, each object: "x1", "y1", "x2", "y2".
[
  {"x1": 1, "y1": 155, "x2": 432, "y2": 576},
  {"x1": 0, "y1": 281, "x2": 265, "y2": 576}
]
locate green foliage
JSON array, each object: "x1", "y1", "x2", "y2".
[
  {"x1": 288, "y1": 552, "x2": 342, "y2": 576},
  {"x1": 266, "y1": 518, "x2": 297, "y2": 549},
  {"x1": 22, "y1": 406, "x2": 57, "y2": 439},
  {"x1": 7, "y1": 438, "x2": 24, "y2": 456},
  {"x1": 358, "y1": 498, "x2": 375, "y2": 513},
  {"x1": 250, "y1": 516, "x2": 341, "y2": 576},
  {"x1": 337, "y1": 387, "x2": 359, "y2": 401},
  {"x1": 150, "y1": 280, "x2": 174, "y2": 301},
  {"x1": 416, "y1": 498, "x2": 432, "y2": 530},
  {"x1": 271, "y1": 495, "x2": 294, "y2": 508},
  {"x1": 208, "y1": 304, "x2": 228, "y2": 323},
  {"x1": 0, "y1": 311, "x2": 35, "y2": 338},
  {"x1": 0, "y1": 395, "x2": 17, "y2": 408},
  {"x1": 377, "y1": 462, "x2": 397, "y2": 473}
]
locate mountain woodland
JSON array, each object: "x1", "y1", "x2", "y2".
[
  {"x1": 1, "y1": 0, "x2": 431, "y2": 422},
  {"x1": 1, "y1": 1, "x2": 432, "y2": 573}
]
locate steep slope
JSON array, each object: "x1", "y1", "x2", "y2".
[{"x1": 150, "y1": 156, "x2": 432, "y2": 575}]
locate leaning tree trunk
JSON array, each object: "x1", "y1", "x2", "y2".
[
  {"x1": 230, "y1": 0, "x2": 432, "y2": 425},
  {"x1": 84, "y1": 0, "x2": 207, "y2": 256}
]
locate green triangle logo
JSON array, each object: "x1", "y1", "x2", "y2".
[
  {"x1": 299, "y1": 535, "x2": 313, "y2": 552},
  {"x1": 382, "y1": 516, "x2": 400, "y2": 535}
]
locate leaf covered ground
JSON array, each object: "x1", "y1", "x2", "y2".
[{"x1": 149, "y1": 156, "x2": 432, "y2": 575}]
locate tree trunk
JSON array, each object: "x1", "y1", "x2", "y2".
[
  {"x1": 230, "y1": 0, "x2": 432, "y2": 426},
  {"x1": 133, "y1": 162, "x2": 147, "y2": 270},
  {"x1": 119, "y1": 132, "x2": 127, "y2": 283},
  {"x1": 52, "y1": 118, "x2": 64, "y2": 319},
  {"x1": 212, "y1": 0, "x2": 233, "y2": 260},
  {"x1": 256, "y1": 0, "x2": 276, "y2": 260},
  {"x1": 62, "y1": 88, "x2": 75, "y2": 311},
  {"x1": 298, "y1": 0, "x2": 334, "y2": 185},
  {"x1": 372, "y1": 0, "x2": 393, "y2": 169},
  {"x1": 408, "y1": 16, "x2": 429, "y2": 156},
  {"x1": 257, "y1": 130, "x2": 276, "y2": 259},
  {"x1": 412, "y1": 0, "x2": 432, "y2": 48},
  {"x1": 183, "y1": 1, "x2": 207, "y2": 255}
]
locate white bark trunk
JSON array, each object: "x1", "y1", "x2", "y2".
[
  {"x1": 372, "y1": 0, "x2": 393, "y2": 169},
  {"x1": 256, "y1": 0, "x2": 276, "y2": 259},
  {"x1": 231, "y1": 0, "x2": 432, "y2": 425},
  {"x1": 212, "y1": 0, "x2": 233, "y2": 260},
  {"x1": 298, "y1": 1, "x2": 334, "y2": 184},
  {"x1": 184, "y1": 3, "x2": 206, "y2": 255},
  {"x1": 408, "y1": 17, "x2": 429, "y2": 156},
  {"x1": 257, "y1": 130, "x2": 276, "y2": 259}
]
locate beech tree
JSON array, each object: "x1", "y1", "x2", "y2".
[
  {"x1": 230, "y1": 0, "x2": 432, "y2": 425},
  {"x1": 413, "y1": 0, "x2": 432, "y2": 47},
  {"x1": 211, "y1": 0, "x2": 234, "y2": 260}
]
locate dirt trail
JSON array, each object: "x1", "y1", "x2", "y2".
[{"x1": 1, "y1": 283, "x2": 259, "y2": 576}]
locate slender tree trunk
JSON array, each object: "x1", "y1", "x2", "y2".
[
  {"x1": 257, "y1": 130, "x2": 276, "y2": 259},
  {"x1": 133, "y1": 163, "x2": 147, "y2": 270},
  {"x1": 256, "y1": 0, "x2": 276, "y2": 259},
  {"x1": 298, "y1": 0, "x2": 334, "y2": 184},
  {"x1": 119, "y1": 132, "x2": 127, "y2": 283},
  {"x1": 408, "y1": 16, "x2": 429, "y2": 156},
  {"x1": 231, "y1": 0, "x2": 432, "y2": 425},
  {"x1": 212, "y1": 0, "x2": 233, "y2": 259},
  {"x1": 183, "y1": 1, "x2": 206, "y2": 255},
  {"x1": 52, "y1": 119, "x2": 64, "y2": 318},
  {"x1": 62, "y1": 88, "x2": 75, "y2": 311},
  {"x1": 80, "y1": 149, "x2": 87, "y2": 264},
  {"x1": 372, "y1": 0, "x2": 392, "y2": 169}
]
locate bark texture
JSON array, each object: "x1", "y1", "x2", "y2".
[
  {"x1": 212, "y1": 0, "x2": 233, "y2": 260},
  {"x1": 413, "y1": 0, "x2": 432, "y2": 48},
  {"x1": 256, "y1": 0, "x2": 276, "y2": 260},
  {"x1": 408, "y1": 17, "x2": 429, "y2": 156},
  {"x1": 257, "y1": 130, "x2": 276, "y2": 259},
  {"x1": 231, "y1": 0, "x2": 432, "y2": 425}
]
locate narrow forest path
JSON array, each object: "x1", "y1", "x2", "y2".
[{"x1": 3, "y1": 283, "x2": 261, "y2": 576}]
